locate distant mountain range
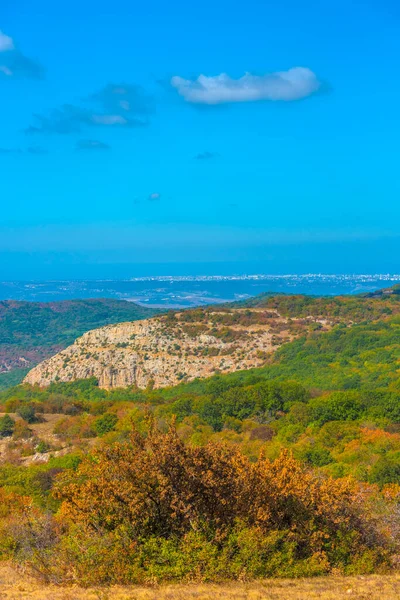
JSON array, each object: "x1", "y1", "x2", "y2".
[{"x1": 0, "y1": 299, "x2": 161, "y2": 389}]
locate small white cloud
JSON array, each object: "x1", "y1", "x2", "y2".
[
  {"x1": 26, "y1": 83, "x2": 152, "y2": 134},
  {"x1": 0, "y1": 30, "x2": 44, "y2": 79},
  {"x1": 0, "y1": 31, "x2": 14, "y2": 52},
  {"x1": 148, "y1": 192, "x2": 161, "y2": 201},
  {"x1": 171, "y1": 67, "x2": 320, "y2": 105}
]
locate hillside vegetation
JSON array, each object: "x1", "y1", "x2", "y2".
[
  {"x1": 23, "y1": 286, "x2": 400, "y2": 389},
  {"x1": 0, "y1": 288, "x2": 400, "y2": 585},
  {"x1": 0, "y1": 299, "x2": 160, "y2": 389}
]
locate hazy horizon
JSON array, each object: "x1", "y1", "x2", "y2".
[{"x1": 2, "y1": 273, "x2": 399, "y2": 307}]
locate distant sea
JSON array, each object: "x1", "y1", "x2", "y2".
[{"x1": 1, "y1": 274, "x2": 400, "y2": 308}]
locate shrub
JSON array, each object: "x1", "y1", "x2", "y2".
[
  {"x1": 17, "y1": 405, "x2": 38, "y2": 424},
  {"x1": 46, "y1": 424, "x2": 393, "y2": 584},
  {"x1": 298, "y1": 446, "x2": 333, "y2": 467},
  {"x1": 94, "y1": 413, "x2": 118, "y2": 436},
  {"x1": 36, "y1": 441, "x2": 51, "y2": 454},
  {"x1": 12, "y1": 420, "x2": 32, "y2": 440},
  {"x1": 310, "y1": 391, "x2": 365, "y2": 424},
  {"x1": 249, "y1": 425, "x2": 275, "y2": 441},
  {"x1": 54, "y1": 414, "x2": 96, "y2": 440},
  {"x1": 369, "y1": 458, "x2": 400, "y2": 487},
  {"x1": 0, "y1": 414, "x2": 15, "y2": 437}
]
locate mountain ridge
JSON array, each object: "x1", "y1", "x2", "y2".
[{"x1": 24, "y1": 287, "x2": 400, "y2": 389}]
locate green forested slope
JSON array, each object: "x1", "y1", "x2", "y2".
[
  {"x1": 1, "y1": 292, "x2": 400, "y2": 583},
  {"x1": 0, "y1": 298, "x2": 161, "y2": 388}
]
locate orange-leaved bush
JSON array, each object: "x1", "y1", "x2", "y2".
[{"x1": 43, "y1": 422, "x2": 395, "y2": 583}]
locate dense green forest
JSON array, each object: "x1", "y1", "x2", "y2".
[{"x1": 0, "y1": 298, "x2": 161, "y2": 390}]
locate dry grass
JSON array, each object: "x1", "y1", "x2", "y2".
[
  {"x1": 0, "y1": 413, "x2": 71, "y2": 464},
  {"x1": 0, "y1": 566, "x2": 399, "y2": 600},
  {"x1": 0, "y1": 413, "x2": 63, "y2": 440}
]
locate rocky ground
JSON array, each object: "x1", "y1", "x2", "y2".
[{"x1": 24, "y1": 307, "x2": 331, "y2": 389}]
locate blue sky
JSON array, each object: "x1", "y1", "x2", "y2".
[{"x1": 0, "y1": 0, "x2": 399, "y2": 278}]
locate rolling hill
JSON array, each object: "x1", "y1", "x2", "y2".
[
  {"x1": 23, "y1": 287, "x2": 400, "y2": 389},
  {"x1": 0, "y1": 298, "x2": 161, "y2": 389}
]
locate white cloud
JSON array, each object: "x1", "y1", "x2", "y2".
[
  {"x1": 0, "y1": 30, "x2": 44, "y2": 79},
  {"x1": 171, "y1": 67, "x2": 320, "y2": 105},
  {"x1": 0, "y1": 31, "x2": 14, "y2": 52}
]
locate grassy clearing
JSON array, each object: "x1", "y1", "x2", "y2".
[{"x1": 0, "y1": 568, "x2": 399, "y2": 600}]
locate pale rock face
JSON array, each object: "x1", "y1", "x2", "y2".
[{"x1": 24, "y1": 310, "x2": 326, "y2": 389}]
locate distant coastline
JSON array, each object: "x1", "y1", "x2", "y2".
[{"x1": 1, "y1": 274, "x2": 400, "y2": 308}]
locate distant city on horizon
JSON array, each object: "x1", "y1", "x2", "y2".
[
  {"x1": 2, "y1": 273, "x2": 399, "y2": 308},
  {"x1": 3, "y1": 272, "x2": 400, "y2": 283}
]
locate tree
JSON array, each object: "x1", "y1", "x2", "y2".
[
  {"x1": 17, "y1": 405, "x2": 38, "y2": 424},
  {"x1": 0, "y1": 414, "x2": 15, "y2": 437},
  {"x1": 94, "y1": 413, "x2": 118, "y2": 436},
  {"x1": 369, "y1": 458, "x2": 400, "y2": 487}
]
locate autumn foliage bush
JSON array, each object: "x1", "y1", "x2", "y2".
[{"x1": 10, "y1": 422, "x2": 389, "y2": 585}]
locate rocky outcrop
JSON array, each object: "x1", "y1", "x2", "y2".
[{"x1": 24, "y1": 308, "x2": 328, "y2": 389}]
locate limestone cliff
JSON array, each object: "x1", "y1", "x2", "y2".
[{"x1": 24, "y1": 307, "x2": 329, "y2": 389}]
